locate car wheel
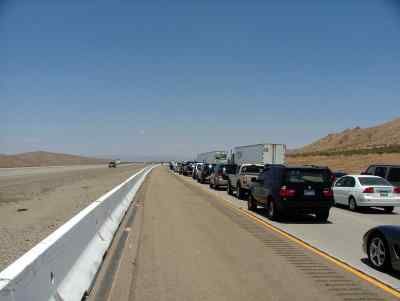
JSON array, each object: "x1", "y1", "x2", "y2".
[
  {"x1": 237, "y1": 183, "x2": 245, "y2": 200},
  {"x1": 384, "y1": 206, "x2": 394, "y2": 213},
  {"x1": 349, "y1": 197, "x2": 358, "y2": 211},
  {"x1": 248, "y1": 194, "x2": 257, "y2": 211},
  {"x1": 209, "y1": 181, "x2": 213, "y2": 189},
  {"x1": 315, "y1": 210, "x2": 329, "y2": 222},
  {"x1": 368, "y1": 233, "x2": 391, "y2": 271},
  {"x1": 267, "y1": 200, "x2": 280, "y2": 221},
  {"x1": 227, "y1": 182, "x2": 232, "y2": 195}
]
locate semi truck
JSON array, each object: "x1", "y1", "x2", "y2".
[
  {"x1": 227, "y1": 144, "x2": 286, "y2": 199},
  {"x1": 229, "y1": 144, "x2": 285, "y2": 165},
  {"x1": 196, "y1": 151, "x2": 228, "y2": 164}
]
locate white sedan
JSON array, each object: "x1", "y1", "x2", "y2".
[{"x1": 333, "y1": 175, "x2": 400, "y2": 212}]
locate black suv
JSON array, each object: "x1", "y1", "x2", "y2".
[
  {"x1": 248, "y1": 165, "x2": 334, "y2": 221},
  {"x1": 198, "y1": 164, "x2": 215, "y2": 184},
  {"x1": 363, "y1": 165, "x2": 400, "y2": 187},
  {"x1": 182, "y1": 162, "x2": 195, "y2": 176}
]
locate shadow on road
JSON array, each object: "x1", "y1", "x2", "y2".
[
  {"x1": 361, "y1": 258, "x2": 400, "y2": 280},
  {"x1": 334, "y1": 204, "x2": 399, "y2": 215},
  {"x1": 252, "y1": 208, "x2": 333, "y2": 225}
]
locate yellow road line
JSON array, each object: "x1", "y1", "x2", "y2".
[{"x1": 174, "y1": 171, "x2": 400, "y2": 298}]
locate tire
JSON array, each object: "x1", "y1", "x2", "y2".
[
  {"x1": 248, "y1": 194, "x2": 257, "y2": 211},
  {"x1": 237, "y1": 183, "x2": 245, "y2": 200},
  {"x1": 267, "y1": 200, "x2": 280, "y2": 221},
  {"x1": 367, "y1": 233, "x2": 391, "y2": 271},
  {"x1": 384, "y1": 206, "x2": 394, "y2": 213},
  {"x1": 315, "y1": 210, "x2": 329, "y2": 222},
  {"x1": 349, "y1": 197, "x2": 358, "y2": 212},
  {"x1": 227, "y1": 181, "x2": 233, "y2": 195},
  {"x1": 209, "y1": 181, "x2": 213, "y2": 189}
]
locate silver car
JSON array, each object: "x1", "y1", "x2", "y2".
[
  {"x1": 209, "y1": 164, "x2": 229, "y2": 190},
  {"x1": 192, "y1": 163, "x2": 203, "y2": 180},
  {"x1": 333, "y1": 175, "x2": 400, "y2": 212}
]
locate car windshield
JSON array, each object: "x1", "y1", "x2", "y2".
[
  {"x1": 245, "y1": 165, "x2": 263, "y2": 173},
  {"x1": 358, "y1": 177, "x2": 392, "y2": 186},
  {"x1": 387, "y1": 168, "x2": 400, "y2": 182},
  {"x1": 224, "y1": 164, "x2": 236, "y2": 174},
  {"x1": 285, "y1": 169, "x2": 328, "y2": 184}
]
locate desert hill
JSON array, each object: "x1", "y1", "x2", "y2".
[
  {"x1": 296, "y1": 117, "x2": 400, "y2": 154},
  {"x1": 0, "y1": 151, "x2": 108, "y2": 168}
]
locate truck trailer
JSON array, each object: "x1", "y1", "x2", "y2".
[
  {"x1": 196, "y1": 151, "x2": 228, "y2": 164},
  {"x1": 230, "y1": 143, "x2": 286, "y2": 165},
  {"x1": 226, "y1": 143, "x2": 286, "y2": 199}
]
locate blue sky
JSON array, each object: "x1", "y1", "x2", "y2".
[{"x1": 1, "y1": 1, "x2": 400, "y2": 160}]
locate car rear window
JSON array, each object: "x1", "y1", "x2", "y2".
[
  {"x1": 285, "y1": 169, "x2": 329, "y2": 184},
  {"x1": 388, "y1": 168, "x2": 400, "y2": 182},
  {"x1": 243, "y1": 165, "x2": 263, "y2": 173},
  {"x1": 359, "y1": 177, "x2": 392, "y2": 186},
  {"x1": 224, "y1": 165, "x2": 236, "y2": 173}
]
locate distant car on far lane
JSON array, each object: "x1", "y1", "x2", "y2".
[
  {"x1": 333, "y1": 175, "x2": 400, "y2": 212},
  {"x1": 363, "y1": 225, "x2": 400, "y2": 272},
  {"x1": 108, "y1": 161, "x2": 117, "y2": 168}
]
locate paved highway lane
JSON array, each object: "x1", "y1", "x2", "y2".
[
  {"x1": 91, "y1": 167, "x2": 398, "y2": 301},
  {"x1": 0, "y1": 163, "x2": 146, "y2": 271},
  {"x1": 177, "y1": 173, "x2": 400, "y2": 291},
  {"x1": 0, "y1": 164, "x2": 106, "y2": 178}
]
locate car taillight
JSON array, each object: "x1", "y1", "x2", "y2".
[
  {"x1": 363, "y1": 187, "x2": 374, "y2": 193},
  {"x1": 394, "y1": 187, "x2": 400, "y2": 194},
  {"x1": 323, "y1": 188, "x2": 333, "y2": 198},
  {"x1": 280, "y1": 186, "x2": 296, "y2": 198}
]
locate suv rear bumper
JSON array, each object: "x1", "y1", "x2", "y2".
[
  {"x1": 277, "y1": 199, "x2": 333, "y2": 213},
  {"x1": 215, "y1": 178, "x2": 228, "y2": 187}
]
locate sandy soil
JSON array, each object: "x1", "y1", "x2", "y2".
[
  {"x1": 287, "y1": 153, "x2": 400, "y2": 173},
  {"x1": 0, "y1": 164, "x2": 145, "y2": 271},
  {"x1": 0, "y1": 151, "x2": 108, "y2": 168}
]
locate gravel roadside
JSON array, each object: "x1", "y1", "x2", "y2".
[{"x1": 0, "y1": 164, "x2": 145, "y2": 271}]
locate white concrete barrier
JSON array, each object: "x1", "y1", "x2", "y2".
[{"x1": 0, "y1": 165, "x2": 156, "y2": 301}]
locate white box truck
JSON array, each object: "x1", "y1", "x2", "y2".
[
  {"x1": 232, "y1": 144, "x2": 286, "y2": 165},
  {"x1": 196, "y1": 151, "x2": 228, "y2": 164},
  {"x1": 227, "y1": 144, "x2": 286, "y2": 199}
]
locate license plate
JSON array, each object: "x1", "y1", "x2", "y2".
[
  {"x1": 304, "y1": 190, "x2": 315, "y2": 196},
  {"x1": 380, "y1": 193, "x2": 388, "y2": 197}
]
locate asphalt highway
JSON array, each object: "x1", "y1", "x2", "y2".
[
  {"x1": 0, "y1": 164, "x2": 106, "y2": 178},
  {"x1": 90, "y1": 167, "x2": 398, "y2": 301},
  {"x1": 185, "y1": 174, "x2": 400, "y2": 291}
]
